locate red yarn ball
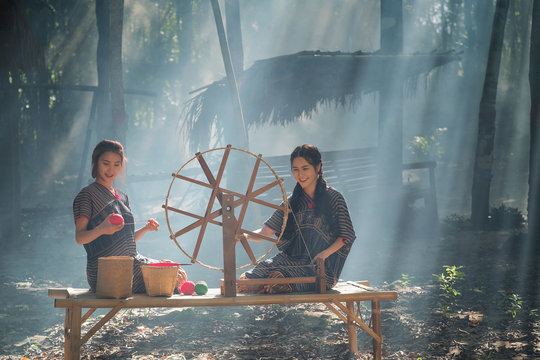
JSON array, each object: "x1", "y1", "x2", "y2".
[
  {"x1": 109, "y1": 214, "x2": 124, "y2": 225},
  {"x1": 180, "y1": 281, "x2": 195, "y2": 295}
]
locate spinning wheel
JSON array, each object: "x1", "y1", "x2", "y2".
[{"x1": 163, "y1": 145, "x2": 289, "y2": 274}]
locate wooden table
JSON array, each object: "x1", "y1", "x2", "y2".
[{"x1": 49, "y1": 281, "x2": 397, "y2": 359}]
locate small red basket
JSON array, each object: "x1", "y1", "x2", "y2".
[{"x1": 141, "y1": 262, "x2": 179, "y2": 296}]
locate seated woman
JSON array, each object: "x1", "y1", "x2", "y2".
[
  {"x1": 73, "y1": 140, "x2": 186, "y2": 293},
  {"x1": 239, "y1": 144, "x2": 356, "y2": 294}
]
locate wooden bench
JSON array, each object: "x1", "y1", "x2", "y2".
[{"x1": 49, "y1": 281, "x2": 397, "y2": 360}]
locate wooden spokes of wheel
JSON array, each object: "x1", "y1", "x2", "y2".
[{"x1": 163, "y1": 145, "x2": 289, "y2": 272}]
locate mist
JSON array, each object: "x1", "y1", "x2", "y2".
[{"x1": 1, "y1": 0, "x2": 536, "y2": 355}]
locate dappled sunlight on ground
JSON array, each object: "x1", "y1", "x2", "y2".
[{"x1": 1, "y1": 212, "x2": 539, "y2": 358}]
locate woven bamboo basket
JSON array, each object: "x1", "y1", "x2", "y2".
[
  {"x1": 96, "y1": 256, "x2": 134, "y2": 299},
  {"x1": 141, "y1": 263, "x2": 179, "y2": 296}
]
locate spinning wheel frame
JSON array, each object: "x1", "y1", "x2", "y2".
[{"x1": 163, "y1": 146, "x2": 289, "y2": 271}]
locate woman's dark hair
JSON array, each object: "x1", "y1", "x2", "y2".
[
  {"x1": 91, "y1": 140, "x2": 126, "y2": 178},
  {"x1": 286, "y1": 144, "x2": 336, "y2": 233}
]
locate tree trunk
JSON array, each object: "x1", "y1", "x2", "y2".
[
  {"x1": 94, "y1": 0, "x2": 126, "y2": 145},
  {"x1": 471, "y1": 0, "x2": 510, "y2": 229},
  {"x1": 524, "y1": 0, "x2": 540, "y2": 313},
  {"x1": 0, "y1": 74, "x2": 21, "y2": 241},
  {"x1": 0, "y1": 0, "x2": 43, "y2": 241},
  {"x1": 447, "y1": 0, "x2": 493, "y2": 171},
  {"x1": 95, "y1": 0, "x2": 111, "y2": 142},
  {"x1": 378, "y1": 0, "x2": 403, "y2": 192},
  {"x1": 528, "y1": 2, "x2": 540, "y2": 241},
  {"x1": 109, "y1": 0, "x2": 126, "y2": 144},
  {"x1": 35, "y1": 10, "x2": 53, "y2": 194},
  {"x1": 492, "y1": 2, "x2": 531, "y2": 187}
]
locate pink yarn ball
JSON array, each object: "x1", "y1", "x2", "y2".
[{"x1": 180, "y1": 281, "x2": 195, "y2": 295}]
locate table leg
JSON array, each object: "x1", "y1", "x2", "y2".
[
  {"x1": 371, "y1": 300, "x2": 382, "y2": 360},
  {"x1": 64, "y1": 308, "x2": 71, "y2": 360},
  {"x1": 346, "y1": 301, "x2": 357, "y2": 353},
  {"x1": 65, "y1": 305, "x2": 82, "y2": 360}
]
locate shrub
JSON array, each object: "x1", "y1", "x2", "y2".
[
  {"x1": 433, "y1": 265, "x2": 465, "y2": 314},
  {"x1": 486, "y1": 204, "x2": 525, "y2": 231}
]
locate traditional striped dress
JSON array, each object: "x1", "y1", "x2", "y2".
[
  {"x1": 73, "y1": 182, "x2": 156, "y2": 293},
  {"x1": 245, "y1": 186, "x2": 356, "y2": 292}
]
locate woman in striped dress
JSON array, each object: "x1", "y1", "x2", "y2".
[
  {"x1": 73, "y1": 140, "x2": 185, "y2": 293},
  {"x1": 239, "y1": 144, "x2": 356, "y2": 293}
]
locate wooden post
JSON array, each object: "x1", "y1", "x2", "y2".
[
  {"x1": 428, "y1": 165, "x2": 439, "y2": 221},
  {"x1": 63, "y1": 308, "x2": 71, "y2": 360},
  {"x1": 66, "y1": 305, "x2": 82, "y2": 360},
  {"x1": 315, "y1": 258, "x2": 326, "y2": 293},
  {"x1": 224, "y1": 0, "x2": 244, "y2": 76},
  {"x1": 222, "y1": 194, "x2": 237, "y2": 297},
  {"x1": 371, "y1": 300, "x2": 382, "y2": 360},
  {"x1": 346, "y1": 301, "x2": 358, "y2": 354},
  {"x1": 210, "y1": 0, "x2": 248, "y2": 150}
]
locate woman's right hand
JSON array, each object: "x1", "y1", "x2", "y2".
[
  {"x1": 100, "y1": 214, "x2": 124, "y2": 235},
  {"x1": 75, "y1": 214, "x2": 122, "y2": 245},
  {"x1": 235, "y1": 233, "x2": 248, "y2": 244}
]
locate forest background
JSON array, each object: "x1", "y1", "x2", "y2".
[{"x1": 1, "y1": 0, "x2": 540, "y2": 358}]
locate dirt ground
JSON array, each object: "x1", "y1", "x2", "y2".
[{"x1": 1, "y1": 215, "x2": 539, "y2": 359}]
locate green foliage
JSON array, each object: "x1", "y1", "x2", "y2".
[
  {"x1": 498, "y1": 291, "x2": 523, "y2": 318},
  {"x1": 407, "y1": 127, "x2": 447, "y2": 161},
  {"x1": 400, "y1": 273, "x2": 414, "y2": 288},
  {"x1": 22, "y1": 340, "x2": 41, "y2": 357},
  {"x1": 498, "y1": 291, "x2": 539, "y2": 320},
  {"x1": 433, "y1": 265, "x2": 465, "y2": 314}
]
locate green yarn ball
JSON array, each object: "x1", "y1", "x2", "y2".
[{"x1": 194, "y1": 281, "x2": 208, "y2": 295}]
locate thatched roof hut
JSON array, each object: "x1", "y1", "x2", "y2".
[{"x1": 181, "y1": 50, "x2": 460, "y2": 150}]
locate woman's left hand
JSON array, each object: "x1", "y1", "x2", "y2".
[
  {"x1": 145, "y1": 218, "x2": 159, "y2": 231},
  {"x1": 312, "y1": 250, "x2": 329, "y2": 263},
  {"x1": 311, "y1": 238, "x2": 345, "y2": 264}
]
